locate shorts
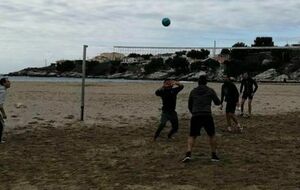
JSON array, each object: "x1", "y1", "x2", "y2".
[
  {"x1": 190, "y1": 115, "x2": 215, "y2": 137},
  {"x1": 226, "y1": 102, "x2": 237, "y2": 113},
  {"x1": 242, "y1": 92, "x2": 253, "y2": 100}
]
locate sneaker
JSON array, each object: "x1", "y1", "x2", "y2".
[
  {"x1": 0, "y1": 140, "x2": 5, "y2": 144},
  {"x1": 211, "y1": 154, "x2": 220, "y2": 162},
  {"x1": 182, "y1": 156, "x2": 191, "y2": 163}
]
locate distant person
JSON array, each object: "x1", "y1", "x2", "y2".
[
  {"x1": 182, "y1": 76, "x2": 221, "y2": 162},
  {"x1": 240, "y1": 73, "x2": 258, "y2": 117},
  {"x1": 154, "y1": 80, "x2": 184, "y2": 141},
  {"x1": 220, "y1": 75, "x2": 242, "y2": 132},
  {"x1": 0, "y1": 78, "x2": 11, "y2": 143}
]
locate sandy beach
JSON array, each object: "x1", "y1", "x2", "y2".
[{"x1": 0, "y1": 81, "x2": 300, "y2": 189}]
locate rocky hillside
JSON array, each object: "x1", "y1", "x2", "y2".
[{"x1": 7, "y1": 50, "x2": 300, "y2": 82}]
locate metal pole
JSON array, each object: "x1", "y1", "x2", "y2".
[
  {"x1": 213, "y1": 40, "x2": 216, "y2": 57},
  {"x1": 81, "y1": 45, "x2": 88, "y2": 121}
]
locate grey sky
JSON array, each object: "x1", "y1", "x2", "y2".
[{"x1": 1, "y1": 0, "x2": 300, "y2": 73}]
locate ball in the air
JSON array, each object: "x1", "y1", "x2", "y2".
[{"x1": 162, "y1": 17, "x2": 171, "y2": 27}]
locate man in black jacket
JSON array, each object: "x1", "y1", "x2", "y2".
[
  {"x1": 221, "y1": 75, "x2": 242, "y2": 132},
  {"x1": 182, "y1": 75, "x2": 221, "y2": 162},
  {"x1": 154, "y1": 79, "x2": 184, "y2": 141},
  {"x1": 240, "y1": 73, "x2": 258, "y2": 117}
]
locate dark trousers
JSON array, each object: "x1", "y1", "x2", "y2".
[{"x1": 154, "y1": 111, "x2": 178, "y2": 139}]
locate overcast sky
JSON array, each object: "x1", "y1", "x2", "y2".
[{"x1": 1, "y1": 0, "x2": 300, "y2": 73}]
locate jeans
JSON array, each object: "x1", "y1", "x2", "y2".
[{"x1": 154, "y1": 111, "x2": 178, "y2": 139}]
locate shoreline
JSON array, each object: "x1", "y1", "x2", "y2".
[{"x1": 5, "y1": 75, "x2": 300, "y2": 84}]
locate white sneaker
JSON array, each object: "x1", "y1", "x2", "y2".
[
  {"x1": 0, "y1": 140, "x2": 6, "y2": 144},
  {"x1": 237, "y1": 124, "x2": 243, "y2": 133},
  {"x1": 182, "y1": 156, "x2": 191, "y2": 163}
]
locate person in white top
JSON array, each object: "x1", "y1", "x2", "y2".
[{"x1": 0, "y1": 78, "x2": 11, "y2": 143}]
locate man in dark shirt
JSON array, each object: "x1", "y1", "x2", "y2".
[
  {"x1": 221, "y1": 75, "x2": 242, "y2": 132},
  {"x1": 154, "y1": 79, "x2": 184, "y2": 140},
  {"x1": 182, "y1": 75, "x2": 221, "y2": 162},
  {"x1": 240, "y1": 73, "x2": 258, "y2": 117}
]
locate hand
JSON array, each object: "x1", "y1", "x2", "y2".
[
  {"x1": 220, "y1": 104, "x2": 223, "y2": 110},
  {"x1": 251, "y1": 93, "x2": 254, "y2": 97},
  {"x1": 171, "y1": 80, "x2": 177, "y2": 85}
]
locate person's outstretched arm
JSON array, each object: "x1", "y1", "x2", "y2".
[
  {"x1": 253, "y1": 79, "x2": 258, "y2": 94},
  {"x1": 188, "y1": 91, "x2": 194, "y2": 113},
  {"x1": 173, "y1": 81, "x2": 184, "y2": 93},
  {"x1": 0, "y1": 106, "x2": 6, "y2": 119},
  {"x1": 211, "y1": 89, "x2": 221, "y2": 106},
  {"x1": 240, "y1": 80, "x2": 244, "y2": 94}
]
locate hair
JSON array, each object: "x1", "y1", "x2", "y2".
[
  {"x1": 198, "y1": 75, "x2": 207, "y2": 85},
  {"x1": 0, "y1": 78, "x2": 7, "y2": 86},
  {"x1": 163, "y1": 79, "x2": 171, "y2": 83}
]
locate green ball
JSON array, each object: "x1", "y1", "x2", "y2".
[{"x1": 162, "y1": 18, "x2": 171, "y2": 27}]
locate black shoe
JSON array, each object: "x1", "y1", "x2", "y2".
[
  {"x1": 182, "y1": 156, "x2": 191, "y2": 163},
  {"x1": 211, "y1": 153, "x2": 220, "y2": 162}
]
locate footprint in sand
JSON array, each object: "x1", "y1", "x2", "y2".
[
  {"x1": 47, "y1": 120, "x2": 56, "y2": 123},
  {"x1": 64, "y1": 115, "x2": 75, "y2": 119},
  {"x1": 33, "y1": 117, "x2": 44, "y2": 121},
  {"x1": 28, "y1": 121, "x2": 38, "y2": 125}
]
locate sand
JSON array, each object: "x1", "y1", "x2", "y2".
[{"x1": 0, "y1": 81, "x2": 299, "y2": 189}]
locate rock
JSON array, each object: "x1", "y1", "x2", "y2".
[
  {"x1": 290, "y1": 68, "x2": 300, "y2": 80},
  {"x1": 92, "y1": 52, "x2": 125, "y2": 62},
  {"x1": 273, "y1": 74, "x2": 289, "y2": 82},
  {"x1": 178, "y1": 73, "x2": 194, "y2": 80},
  {"x1": 27, "y1": 71, "x2": 47, "y2": 76},
  {"x1": 208, "y1": 68, "x2": 223, "y2": 81},
  {"x1": 254, "y1": 68, "x2": 278, "y2": 81},
  {"x1": 107, "y1": 73, "x2": 123, "y2": 79},
  {"x1": 187, "y1": 71, "x2": 206, "y2": 80},
  {"x1": 47, "y1": 72, "x2": 57, "y2": 77},
  {"x1": 262, "y1": 59, "x2": 272, "y2": 66},
  {"x1": 145, "y1": 71, "x2": 172, "y2": 80}
]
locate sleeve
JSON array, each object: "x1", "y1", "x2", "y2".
[
  {"x1": 253, "y1": 79, "x2": 258, "y2": 93},
  {"x1": 220, "y1": 84, "x2": 225, "y2": 104},
  {"x1": 211, "y1": 89, "x2": 221, "y2": 106},
  {"x1": 188, "y1": 90, "x2": 193, "y2": 113},
  {"x1": 155, "y1": 88, "x2": 164, "y2": 96},
  {"x1": 240, "y1": 80, "x2": 244, "y2": 93},
  {"x1": 234, "y1": 86, "x2": 240, "y2": 102},
  {"x1": 173, "y1": 84, "x2": 184, "y2": 94}
]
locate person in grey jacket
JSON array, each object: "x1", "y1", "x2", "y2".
[{"x1": 182, "y1": 75, "x2": 221, "y2": 162}]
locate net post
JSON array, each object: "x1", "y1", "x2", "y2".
[{"x1": 81, "y1": 45, "x2": 88, "y2": 121}]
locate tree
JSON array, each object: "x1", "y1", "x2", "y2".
[
  {"x1": 141, "y1": 54, "x2": 153, "y2": 60},
  {"x1": 231, "y1": 42, "x2": 249, "y2": 60},
  {"x1": 187, "y1": 49, "x2": 210, "y2": 59},
  {"x1": 144, "y1": 58, "x2": 166, "y2": 74},
  {"x1": 252, "y1": 37, "x2": 274, "y2": 47},
  {"x1": 128, "y1": 53, "x2": 141, "y2": 58},
  {"x1": 56, "y1": 60, "x2": 76, "y2": 72},
  {"x1": 220, "y1": 49, "x2": 231, "y2": 55},
  {"x1": 175, "y1": 51, "x2": 187, "y2": 56},
  {"x1": 167, "y1": 56, "x2": 189, "y2": 74},
  {"x1": 190, "y1": 61, "x2": 203, "y2": 72}
]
